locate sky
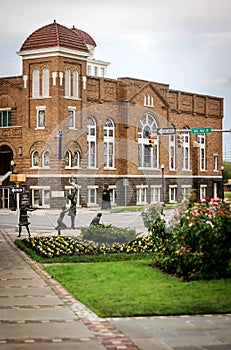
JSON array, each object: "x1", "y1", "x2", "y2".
[{"x1": 1, "y1": 0, "x2": 231, "y2": 160}]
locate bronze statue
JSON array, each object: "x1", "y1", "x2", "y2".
[{"x1": 18, "y1": 204, "x2": 37, "y2": 237}]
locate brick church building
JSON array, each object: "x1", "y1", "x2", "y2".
[{"x1": 0, "y1": 21, "x2": 224, "y2": 209}]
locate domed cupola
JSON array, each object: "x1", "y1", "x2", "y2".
[{"x1": 18, "y1": 20, "x2": 90, "y2": 58}]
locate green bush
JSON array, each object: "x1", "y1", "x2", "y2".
[
  {"x1": 81, "y1": 224, "x2": 136, "y2": 245},
  {"x1": 142, "y1": 198, "x2": 231, "y2": 280}
]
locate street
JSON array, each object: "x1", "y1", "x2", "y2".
[{"x1": 0, "y1": 207, "x2": 175, "y2": 233}]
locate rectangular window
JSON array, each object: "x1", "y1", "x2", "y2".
[
  {"x1": 36, "y1": 108, "x2": 45, "y2": 129},
  {"x1": 0, "y1": 110, "x2": 12, "y2": 127},
  {"x1": 198, "y1": 134, "x2": 206, "y2": 171},
  {"x1": 87, "y1": 65, "x2": 91, "y2": 76},
  {"x1": 150, "y1": 186, "x2": 161, "y2": 203},
  {"x1": 169, "y1": 185, "x2": 177, "y2": 203},
  {"x1": 31, "y1": 187, "x2": 50, "y2": 208},
  {"x1": 94, "y1": 66, "x2": 98, "y2": 77},
  {"x1": 87, "y1": 187, "x2": 98, "y2": 206},
  {"x1": 200, "y1": 185, "x2": 207, "y2": 200},
  {"x1": 136, "y1": 186, "x2": 148, "y2": 205},
  {"x1": 214, "y1": 155, "x2": 218, "y2": 171},
  {"x1": 100, "y1": 67, "x2": 105, "y2": 77},
  {"x1": 182, "y1": 186, "x2": 192, "y2": 201},
  {"x1": 68, "y1": 109, "x2": 75, "y2": 129}
]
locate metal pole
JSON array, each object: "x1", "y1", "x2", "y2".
[
  {"x1": 161, "y1": 164, "x2": 165, "y2": 205},
  {"x1": 221, "y1": 166, "x2": 224, "y2": 202}
]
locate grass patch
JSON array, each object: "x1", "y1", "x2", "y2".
[
  {"x1": 45, "y1": 260, "x2": 231, "y2": 318},
  {"x1": 224, "y1": 192, "x2": 231, "y2": 202}
]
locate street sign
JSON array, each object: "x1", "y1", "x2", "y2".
[
  {"x1": 157, "y1": 127, "x2": 176, "y2": 136},
  {"x1": 190, "y1": 127, "x2": 212, "y2": 134},
  {"x1": 11, "y1": 186, "x2": 23, "y2": 194}
]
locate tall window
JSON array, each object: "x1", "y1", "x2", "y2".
[
  {"x1": 42, "y1": 68, "x2": 50, "y2": 97},
  {"x1": 65, "y1": 151, "x2": 71, "y2": 167},
  {"x1": 198, "y1": 134, "x2": 206, "y2": 171},
  {"x1": 136, "y1": 185, "x2": 148, "y2": 205},
  {"x1": 87, "y1": 186, "x2": 98, "y2": 206},
  {"x1": 73, "y1": 151, "x2": 80, "y2": 167},
  {"x1": 36, "y1": 108, "x2": 45, "y2": 129},
  {"x1": 214, "y1": 155, "x2": 218, "y2": 171},
  {"x1": 150, "y1": 186, "x2": 161, "y2": 203},
  {"x1": 32, "y1": 151, "x2": 39, "y2": 167},
  {"x1": 169, "y1": 125, "x2": 176, "y2": 170},
  {"x1": 42, "y1": 150, "x2": 50, "y2": 167},
  {"x1": 87, "y1": 65, "x2": 91, "y2": 75},
  {"x1": 104, "y1": 118, "x2": 114, "y2": 168},
  {"x1": 32, "y1": 69, "x2": 40, "y2": 98},
  {"x1": 72, "y1": 70, "x2": 78, "y2": 99},
  {"x1": 169, "y1": 185, "x2": 177, "y2": 203},
  {"x1": 68, "y1": 108, "x2": 75, "y2": 129},
  {"x1": 182, "y1": 127, "x2": 190, "y2": 170},
  {"x1": 65, "y1": 69, "x2": 71, "y2": 97},
  {"x1": 87, "y1": 116, "x2": 96, "y2": 168},
  {"x1": 0, "y1": 110, "x2": 12, "y2": 127},
  {"x1": 138, "y1": 114, "x2": 158, "y2": 168},
  {"x1": 200, "y1": 185, "x2": 207, "y2": 200}
]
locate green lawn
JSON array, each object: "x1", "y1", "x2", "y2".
[{"x1": 45, "y1": 259, "x2": 231, "y2": 318}]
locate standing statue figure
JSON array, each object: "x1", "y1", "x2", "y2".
[
  {"x1": 101, "y1": 183, "x2": 111, "y2": 209},
  {"x1": 55, "y1": 205, "x2": 68, "y2": 235},
  {"x1": 18, "y1": 203, "x2": 37, "y2": 238},
  {"x1": 68, "y1": 176, "x2": 79, "y2": 229}
]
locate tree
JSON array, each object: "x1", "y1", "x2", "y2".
[{"x1": 223, "y1": 161, "x2": 231, "y2": 181}]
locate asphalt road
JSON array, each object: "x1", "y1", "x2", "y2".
[{"x1": 0, "y1": 208, "x2": 174, "y2": 232}]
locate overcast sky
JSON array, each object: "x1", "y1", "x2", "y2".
[{"x1": 1, "y1": 0, "x2": 231, "y2": 160}]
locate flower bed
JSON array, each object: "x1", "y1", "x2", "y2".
[{"x1": 22, "y1": 235, "x2": 155, "y2": 258}]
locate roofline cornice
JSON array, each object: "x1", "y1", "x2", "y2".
[{"x1": 17, "y1": 46, "x2": 89, "y2": 61}]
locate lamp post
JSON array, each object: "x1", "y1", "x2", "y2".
[
  {"x1": 161, "y1": 164, "x2": 165, "y2": 205},
  {"x1": 10, "y1": 159, "x2": 15, "y2": 173},
  {"x1": 221, "y1": 165, "x2": 224, "y2": 202},
  {"x1": 10, "y1": 160, "x2": 16, "y2": 211}
]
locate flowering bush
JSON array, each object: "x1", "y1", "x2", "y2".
[
  {"x1": 22, "y1": 235, "x2": 155, "y2": 258},
  {"x1": 149, "y1": 198, "x2": 231, "y2": 280}
]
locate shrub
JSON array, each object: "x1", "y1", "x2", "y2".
[
  {"x1": 81, "y1": 224, "x2": 136, "y2": 245},
  {"x1": 147, "y1": 198, "x2": 231, "y2": 280}
]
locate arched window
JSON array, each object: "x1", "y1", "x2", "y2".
[
  {"x1": 65, "y1": 151, "x2": 71, "y2": 167},
  {"x1": 65, "y1": 69, "x2": 71, "y2": 97},
  {"x1": 42, "y1": 68, "x2": 50, "y2": 97},
  {"x1": 138, "y1": 114, "x2": 158, "y2": 168},
  {"x1": 104, "y1": 118, "x2": 114, "y2": 168},
  {"x1": 73, "y1": 151, "x2": 80, "y2": 167},
  {"x1": 32, "y1": 69, "x2": 40, "y2": 98},
  {"x1": 182, "y1": 127, "x2": 190, "y2": 170},
  {"x1": 169, "y1": 124, "x2": 176, "y2": 170},
  {"x1": 42, "y1": 150, "x2": 50, "y2": 167},
  {"x1": 32, "y1": 151, "x2": 39, "y2": 167},
  {"x1": 72, "y1": 70, "x2": 78, "y2": 99},
  {"x1": 87, "y1": 116, "x2": 96, "y2": 168}
]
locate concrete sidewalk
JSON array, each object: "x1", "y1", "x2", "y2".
[{"x1": 1, "y1": 228, "x2": 231, "y2": 350}]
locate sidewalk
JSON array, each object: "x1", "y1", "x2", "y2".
[{"x1": 1, "y1": 228, "x2": 231, "y2": 350}]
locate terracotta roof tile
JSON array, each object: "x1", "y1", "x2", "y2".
[
  {"x1": 71, "y1": 27, "x2": 96, "y2": 47},
  {"x1": 19, "y1": 21, "x2": 89, "y2": 53}
]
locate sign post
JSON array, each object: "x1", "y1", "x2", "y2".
[{"x1": 9, "y1": 174, "x2": 26, "y2": 231}]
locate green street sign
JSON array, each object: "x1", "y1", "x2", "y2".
[{"x1": 190, "y1": 127, "x2": 212, "y2": 134}]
